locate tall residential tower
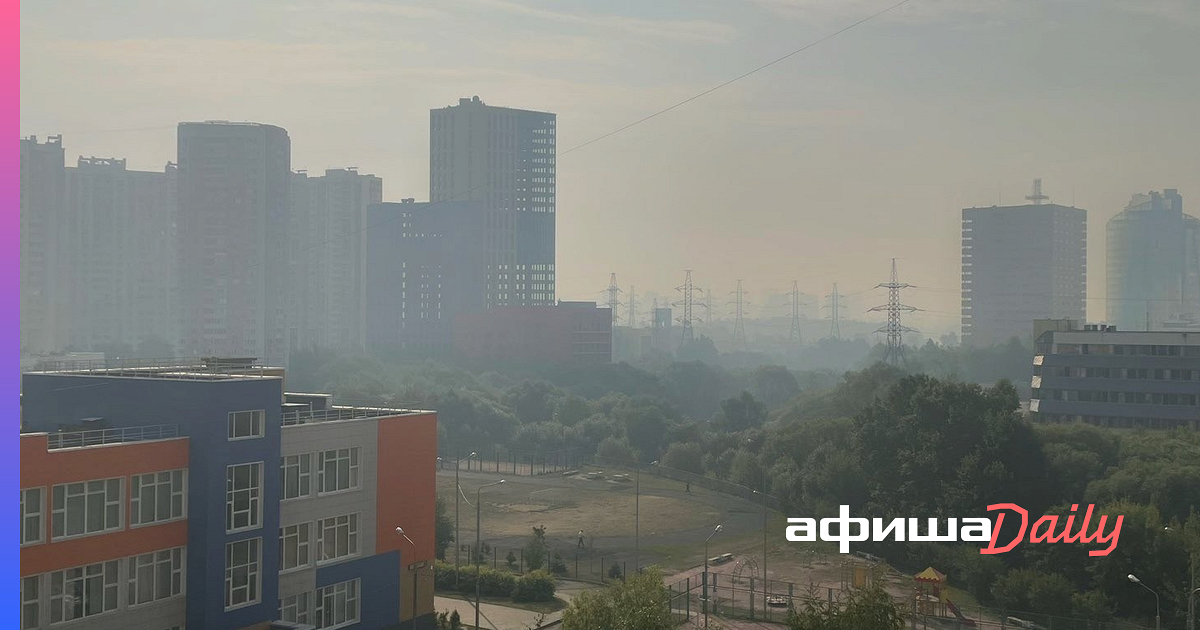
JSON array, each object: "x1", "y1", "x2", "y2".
[{"x1": 430, "y1": 96, "x2": 556, "y2": 308}]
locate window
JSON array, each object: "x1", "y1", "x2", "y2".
[
  {"x1": 52, "y1": 478, "x2": 123, "y2": 539},
  {"x1": 50, "y1": 561, "x2": 119, "y2": 623},
  {"x1": 315, "y1": 579, "x2": 360, "y2": 629},
  {"x1": 228, "y1": 409, "x2": 265, "y2": 440},
  {"x1": 317, "y1": 448, "x2": 360, "y2": 494},
  {"x1": 226, "y1": 463, "x2": 263, "y2": 532},
  {"x1": 280, "y1": 592, "x2": 312, "y2": 624},
  {"x1": 21, "y1": 488, "x2": 44, "y2": 545},
  {"x1": 22, "y1": 575, "x2": 39, "y2": 630},
  {"x1": 316, "y1": 514, "x2": 359, "y2": 563},
  {"x1": 131, "y1": 470, "x2": 186, "y2": 526},
  {"x1": 281, "y1": 454, "x2": 311, "y2": 500},
  {"x1": 128, "y1": 547, "x2": 185, "y2": 606},
  {"x1": 225, "y1": 538, "x2": 261, "y2": 610},
  {"x1": 280, "y1": 523, "x2": 312, "y2": 572}
]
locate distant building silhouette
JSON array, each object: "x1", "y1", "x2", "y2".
[
  {"x1": 1106, "y1": 189, "x2": 1200, "y2": 331},
  {"x1": 430, "y1": 96, "x2": 556, "y2": 308},
  {"x1": 961, "y1": 196, "x2": 1086, "y2": 346},
  {"x1": 20, "y1": 135, "x2": 67, "y2": 354},
  {"x1": 177, "y1": 121, "x2": 291, "y2": 364}
]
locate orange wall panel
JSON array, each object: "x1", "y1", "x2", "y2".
[{"x1": 375, "y1": 412, "x2": 438, "y2": 566}]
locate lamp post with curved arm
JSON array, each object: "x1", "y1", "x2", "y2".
[
  {"x1": 634, "y1": 459, "x2": 658, "y2": 574},
  {"x1": 476, "y1": 480, "x2": 505, "y2": 630},
  {"x1": 1127, "y1": 574, "x2": 1160, "y2": 630},
  {"x1": 704, "y1": 524, "x2": 723, "y2": 629},
  {"x1": 438, "y1": 451, "x2": 476, "y2": 588},
  {"x1": 395, "y1": 526, "x2": 429, "y2": 630}
]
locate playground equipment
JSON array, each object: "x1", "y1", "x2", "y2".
[
  {"x1": 840, "y1": 560, "x2": 877, "y2": 590},
  {"x1": 913, "y1": 567, "x2": 976, "y2": 627}
]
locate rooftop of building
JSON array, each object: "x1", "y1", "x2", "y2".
[
  {"x1": 1039, "y1": 326, "x2": 1200, "y2": 346},
  {"x1": 21, "y1": 423, "x2": 184, "y2": 451},
  {"x1": 24, "y1": 356, "x2": 285, "y2": 382},
  {"x1": 437, "y1": 95, "x2": 556, "y2": 117}
]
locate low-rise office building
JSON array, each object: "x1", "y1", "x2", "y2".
[{"x1": 1030, "y1": 327, "x2": 1200, "y2": 430}]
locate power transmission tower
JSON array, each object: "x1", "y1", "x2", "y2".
[
  {"x1": 824, "y1": 283, "x2": 845, "y2": 339},
  {"x1": 789, "y1": 280, "x2": 803, "y2": 345},
  {"x1": 605, "y1": 273, "x2": 623, "y2": 325},
  {"x1": 673, "y1": 270, "x2": 703, "y2": 347},
  {"x1": 868, "y1": 259, "x2": 918, "y2": 365},
  {"x1": 730, "y1": 280, "x2": 749, "y2": 351},
  {"x1": 705, "y1": 287, "x2": 713, "y2": 323},
  {"x1": 627, "y1": 286, "x2": 637, "y2": 328}
]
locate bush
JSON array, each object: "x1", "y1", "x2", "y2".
[
  {"x1": 550, "y1": 551, "x2": 568, "y2": 575},
  {"x1": 608, "y1": 562, "x2": 623, "y2": 580},
  {"x1": 434, "y1": 561, "x2": 517, "y2": 598},
  {"x1": 513, "y1": 570, "x2": 557, "y2": 603},
  {"x1": 506, "y1": 551, "x2": 518, "y2": 571}
]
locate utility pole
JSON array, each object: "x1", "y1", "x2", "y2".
[
  {"x1": 731, "y1": 280, "x2": 748, "y2": 352},
  {"x1": 868, "y1": 259, "x2": 918, "y2": 365},
  {"x1": 789, "y1": 280, "x2": 802, "y2": 345},
  {"x1": 673, "y1": 270, "x2": 703, "y2": 347},
  {"x1": 824, "y1": 283, "x2": 845, "y2": 340},
  {"x1": 606, "y1": 273, "x2": 622, "y2": 325}
]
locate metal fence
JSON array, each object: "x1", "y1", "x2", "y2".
[
  {"x1": 47, "y1": 424, "x2": 180, "y2": 449},
  {"x1": 437, "y1": 446, "x2": 587, "y2": 477}
]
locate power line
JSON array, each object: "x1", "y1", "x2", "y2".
[
  {"x1": 560, "y1": 0, "x2": 916, "y2": 156},
  {"x1": 868, "y1": 259, "x2": 918, "y2": 365}
]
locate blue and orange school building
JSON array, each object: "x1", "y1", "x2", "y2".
[{"x1": 19, "y1": 358, "x2": 437, "y2": 630}]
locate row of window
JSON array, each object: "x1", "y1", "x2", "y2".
[
  {"x1": 1036, "y1": 388, "x2": 1199, "y2": 406},
  {"x1": 280, "y1": 448, "x2": 361, "y2": 500},
  {"x1": 279, "y1": 579, "x2": 361, "y2": 630},
  {"x1": 1036, "y1": 365, "x2": 1200, "y2": 381},
  {"x1": 20, "y1": 470, "x2": 186, "y2": 546},
  {"x1": 20, "y1": 547, "x2": 185, "y2": 628},
  {"x1": 280, "y1": 513, "x2": 361, "y2": 571},
  {"x1": 1055, "y1": 343, "x2": 1200, "y2": 357}
]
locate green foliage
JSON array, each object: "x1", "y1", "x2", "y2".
[
  {"x1": 512, "y1": 570, "x2": 557, "y2": 603},
  {"x1": 752, "y1": 365, "x2": 800, "y2": 409},
  {"x1": 661, "y1": 441, "x2": 704, "y2": 474},
  {"x1": 524, "y1": 525, "x2": 548, "y2": 571},
  {"x1": 990, "y1": 569, "x2": 1075, "y2": 615},
  {"x1": 787, "y1": 585, "x2": 906, "y2": 630},
  {"x1": 434, "y1": 495, "x2": 454, "y2": 561},
  {"x1": 549, "y1": 551, "x2": 568, "y2": 575},
  {"x1": 596, "y1": 436, "x2": 636, "y2": 464},
  {"x1": 716, "y1": 391, "x2": 767, "y2": 432},
  {"x1": 434, "y1": 561, "x2": 517, "y2": 598},
  {"x1": 562, "y1": 568, "x2": 673, "y2": 630},
  {"x1": 608, "y1": 562, "x2": 623, "y2": 580},
  {"x1": 506, "y1": 551, "x2": 518, "y2": 571}
]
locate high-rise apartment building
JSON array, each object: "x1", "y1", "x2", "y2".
[
  {"x1": 64, "y1": 157, "x2": 178, "y2": 353},
  {"x1": 288, "y1": 168, "x2": 383, "y2": 353},
  {"x1": 177, "y1": 122, "x2": 291, "y2": 364},
  {"x1": 430, "y1": 96, "x2": 556, "y2": 308},
  {"x1": 1106, "y1": 189, "x2": 1200, "y2": 331},
  {"x1": 364, "y1": 200, "x2": 487, "y2": 356},
  {"x1": 20, "y1": 135, "x2": 68, "y2": 354},
  {"x1": 21, "y1": 358, "x2": 437, "y2": 630},
  {"x1": 962, "y1": 197, "x2": 1087, "y2": 346}
]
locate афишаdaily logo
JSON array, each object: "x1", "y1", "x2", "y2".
[{"x1": 786, "y1": 504, "x2": 1124, "y2": 556}]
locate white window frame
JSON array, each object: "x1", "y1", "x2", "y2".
[
  {"x1": 227, "y1": 409, "x2": 266, "y2": 440},
  {"x1": 316, "y1": 448, "x2": 360, "y2": 495},
  {"x1": 131, "y1": 470, "x2": 187, "y2": 527},
  {"x1": 226, "y1": 462, "x2": 263, "y2": 533},
  {"x1": 315, "y1": 513, "x2": 360, "y2": 565},
  {"x1": 128, "y1": 547, "x2": 186, "y2": 606},
  {"x1": 22, "y1": 575, "x2": 39, "y2": 630},
  {"x1": 51, "y1": 478, "x2": 123, "y2": 540},
  {"x1": 50, "y1": 560, "x2": 120, "y2": 623},
  {"x1": 315, "y1": 579, "x2": 360, "y2": 629},
  {"x1": 280, "y1": 522, "x2": 312, "y2": 572},
  {"x1": 224, "y1": 538, "x2": 261, "y2": 611},
  {"x1": 279, "y1": 592, "x2": 312, "y2": 624},
  {"x1": 21, "y1": 487, "x2": 45, "y2": 546},
  {"x1": 280, "y1": 454, "x2": 312, "y2": 501}
]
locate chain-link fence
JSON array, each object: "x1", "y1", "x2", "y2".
[{"x1": 438, "y1": 446, "x2": 586, "y2": 477}]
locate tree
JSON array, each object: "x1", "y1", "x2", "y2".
[
  {"x1": 716, "y1": 392, "x2": 767, "y2": 433},
  {"x1": 676, "y1": 335, "x2": 719, "y2": 364},
  {"x1": 524, "y1": 525, "x2": 548, "y2": 571},
  {"x1": 555, "y1": 395, "x2": 593, "y2": 426},
  {"x1": 504, "y1": 380, "x2": 564, "y2": 424},
  {"x1": 661, "y1": 442, "x2": 704, "y2": 474},
  {"x1": 753, "y1": 365, "x2": 800, "y2": 409},
  {"x1": 562, "y1": 567, "x2": 674, "y2": 630},
  {"x1": 435, "y1": 496, "x2": 454, "y2": 561},
  {"x1": 596, "y1": 437, "x2": 636, "y2": 464},
  {"x1": 788, "y1": 584, "x2": 905, "y2": 630}
]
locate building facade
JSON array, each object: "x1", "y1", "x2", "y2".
[
  {"x1": 452, "y1": 301, "x2": 612, "y2": 367},
  {"x1": 1106, "y1": 189, "x2": 1200, "y2": 331},
  {"x1": 430, "y1": 96, "x2": 556, "y2": 308},
  {"x1": 21, "y1": 359, "x2": 437, "y2": 630},
  {"x1": 20, "y1": 135, "x2": 68, "y2": 355},
  {"x1": 288, "y1": 169, "x2": 384, "y2": 354},
  {"x1": 961, "y1": 202, "x2": 1087, "y2": 346},
  {"x1": 364, "y1": 200, "x2": 486, "y2": 357},
  {"x1": 177, "y1": 122, "x2": 291, "y2": 365},
  {"x1": 1030, "y1": 327, "x2": 1200, "y2": 430}
]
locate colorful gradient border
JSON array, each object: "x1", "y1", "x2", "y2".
[{"x1": 8, "y1": 0, "x2": 21, "y2": 625}]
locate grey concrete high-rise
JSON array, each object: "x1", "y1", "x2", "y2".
[
  {"x1": 961, "y1": 201, "x2": 1087, "y2": 346},
  {"x1": 1106, "y1": 189, "x2": 1200, "y2": 331},
  {"x1": 177, "y1": 121, "x2": 291, "y2": 364},
  {"x1": 430, "y1": 96, "x2": 556, "y2": 308},
  {"x1": 20, "y1": 135, "x2": 67, "y2": 354},
  {"x1": 287, "y1": 168, "x2": 383, "y2": 353},
  {"x1": 64, "y1": 157, "x2": 178, "y2": 353}
]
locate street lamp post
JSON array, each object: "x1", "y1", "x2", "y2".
[
  {"x1": 1128, "y1": 574, "x2": 1161, "y2": 630},
  {"x1": 439, "y1": 451, "x2": 476, "y2": 589},
  {"x1": 476, "y1": 479, "x2": 505, "y2": 630},
  {"x1": 395, "y1": 527, "x2": 425, "y2": 630},
  {"x1": 634, "y1": 460, "x2": 658, "y2": 574},
  {"x1": 704, "y1": 524, "x2": 723, "y2": 629},
  {"x1": 1163, "y1": 526, "x2": 1198, "y2": 630},
  {"x1": 753, "y1": 487, "x2": 774, "y2": 612}
]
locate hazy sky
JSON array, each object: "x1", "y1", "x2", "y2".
[{"x1": 21, "y1": 0, "x2": 1200, "y2": 337}]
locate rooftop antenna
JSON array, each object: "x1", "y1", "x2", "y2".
[{"x1": 1025, "y1": 178, "x2": 1049, "y2": 205}]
